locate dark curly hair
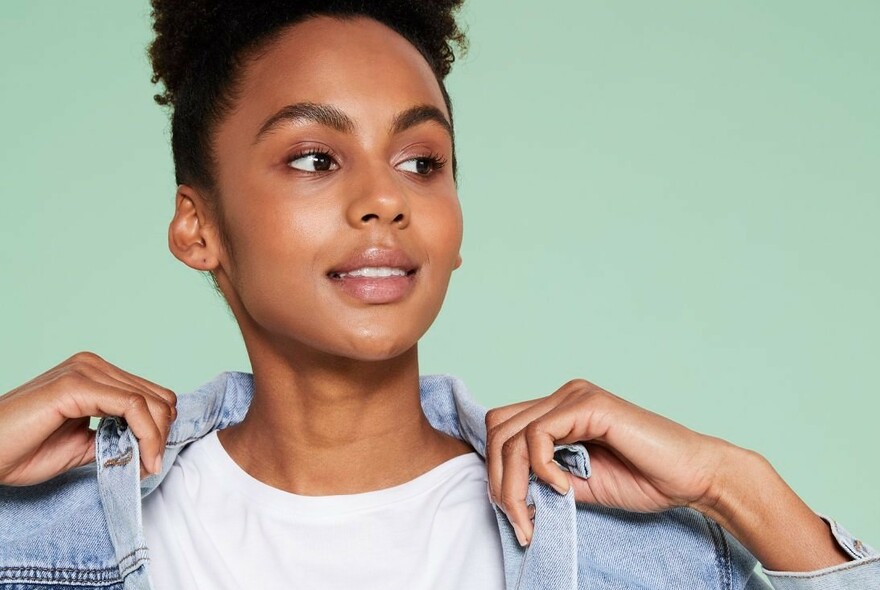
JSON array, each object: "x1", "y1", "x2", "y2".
[{"x1": 148, "y1": 0, "x2": 467, "y2": 198}]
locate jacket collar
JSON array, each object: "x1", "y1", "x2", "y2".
[
  {"x1": 145, "y1": 372, "x2": 491, "y2": 488},
  {"x1": 99, "y1": 371, "x2": 590, "y2": 590}
]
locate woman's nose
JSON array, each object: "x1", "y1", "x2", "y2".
[{"x1": 345, "y1": 165, "x2": 411, "y2": 229}]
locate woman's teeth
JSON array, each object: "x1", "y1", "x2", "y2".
[{"x1": 333, "y1": 266, "x2": 409, "y2": 278}]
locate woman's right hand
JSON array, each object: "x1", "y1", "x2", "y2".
[{"x1": 0, "y1": 351, "x2": 177, "y2": 486}]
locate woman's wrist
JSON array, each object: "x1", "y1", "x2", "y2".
[{"x1": 689, "y1": 442, "x2": 852, "y2": 572}]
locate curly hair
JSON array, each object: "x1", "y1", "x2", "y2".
[{"x1": 147, "y1": 0, "x2": 468, "y2": 197}]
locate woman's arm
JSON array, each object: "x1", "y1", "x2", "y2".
[
  {"x1": 693, "y1": 444, "x2": 852, "y2": 571},
  {"x1": 484, "y1": 377, "x2": 871, "y2": 573}
]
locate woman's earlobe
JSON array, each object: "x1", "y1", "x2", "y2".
[
  {"x1": 454, "y1": 254, "x2": 463, "y2": 270},
  {"x1": 168, "y1": 185, "x2": 218, "y2": 271}
]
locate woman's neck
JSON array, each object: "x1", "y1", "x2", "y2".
[{"x1": 216, "y1": 343, "x2": 474, "y2": 496}]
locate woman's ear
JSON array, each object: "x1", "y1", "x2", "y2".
[
  {"x1": 168, "y1": 184, "x2": 221, "y2": 271},
  {"x1": 453, "y1": 253, "x2": 463, "y2": 270}
]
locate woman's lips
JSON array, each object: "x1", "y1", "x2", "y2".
[
  {"x1": 326, "y1": 247, "x2": 420, "y2": 304},
  {"x1": 327, "y1": 269, "x2": 418, "y2": 304}
]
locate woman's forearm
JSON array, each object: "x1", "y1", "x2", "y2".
[{"x1": 692, "y1": 444, "x2": 852, "y2": 572}]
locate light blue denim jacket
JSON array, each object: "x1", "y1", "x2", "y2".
[{"x1": 1, "y1": 371, "x2": 878, "y2": 589}]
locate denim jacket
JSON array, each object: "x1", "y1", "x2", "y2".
[{"x1": 1, "y1": 371, "x2": 878, "y2": 589}]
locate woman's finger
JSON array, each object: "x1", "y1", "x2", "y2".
[
  {"x1": 485, "y1": 379, "x2": 588, "y2": 503},
  {"x1": 49, "y1": 373, "x2": 167, "y2": 475},
  {"x1": 494, "y1": 386, "x2": 627, "y2": 546},
  {"x1": 69, "y1": 361, "x2": 175, "y2": 452},
  {"x1": 498, "y1": 395, "x2": 590, "y2": 547},
  {"x1": 70, "y1": 352, "x2": 178, "y2": 409},
  {"x1": 524, "y1": 396, "x2": 600, "y2": 501},
  {"x1": 64, "y1": 352, "x2": 177, "y2": 414},
  {"x1": 498, "y1": 430, "x2": 534, "y2": 546}
]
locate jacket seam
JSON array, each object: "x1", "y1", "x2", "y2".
[
  {"x1": 703, "y1": 514, "x2": 733, "y2": 590},
  {"x1": 117, "y1": 547, "x2": 149, "y2": 579},
  {"x1": 763, "y1": 553, "x2": 880, "y2": 579},
  {"x1": 0, "y1": 565, "x2": 122, "y2": 584},
  {"x1": 165, "y1": 436, "x2": 203, "y2": 447}
]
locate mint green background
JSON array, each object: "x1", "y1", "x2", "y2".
[{"x1": 1, "y1": 0, "x2": 877, "y2": 562}]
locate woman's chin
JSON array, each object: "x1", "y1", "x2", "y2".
[{"x1": 336, "y1": 339, "x2": 420, "y2": 364}]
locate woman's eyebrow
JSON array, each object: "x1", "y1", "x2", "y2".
[
  {"x1": 390, "y1": 105, "x2": 452, "y2": 139},
  {"x1": 253, "y1": 102, "x2": 452, "y2": 144}
]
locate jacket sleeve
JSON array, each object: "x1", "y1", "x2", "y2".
[{"x1": 762, "y1": 513, "x2": 880, "y2": 590}]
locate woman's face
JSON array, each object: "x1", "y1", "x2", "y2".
[{"x1": 194, "y1": 16, "x2": 462, "y2": 362}]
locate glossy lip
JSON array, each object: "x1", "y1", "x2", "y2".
[
  {"x1": 326, "y1": 246, "x2": 421, "y2": 304},
  {"x1": 327, "y1": 246, "x2": 419, "y2": 277}
]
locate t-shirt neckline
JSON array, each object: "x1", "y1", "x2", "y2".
[{"x1": 198, "y1": 429, "x2": 485, "y2": 515}]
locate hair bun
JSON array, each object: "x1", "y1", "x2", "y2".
[
  {"x1": 148, "y1": 0, "x2": 232, "y2": 106},
  {"x1": 148, "y1": 0, "x2": 467, "y2": 108}
]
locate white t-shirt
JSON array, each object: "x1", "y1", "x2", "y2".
[{"x1": 142, "y1": 430, "x2": 506, "y2": 589}]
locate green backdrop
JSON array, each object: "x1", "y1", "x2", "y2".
[{"x1": 1, "y1": 0, "x2": 877, "y2": 568}]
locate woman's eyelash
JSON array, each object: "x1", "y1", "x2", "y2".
[
  {"x1": 290, "y1": 148, "x2": 327, "y2": 159},
  {"x1": 419, "y1": 152, "x2": 448, "y2": 171},
  {"x1": 398, "y1": 152, "x2": 448, "y2": 176}
]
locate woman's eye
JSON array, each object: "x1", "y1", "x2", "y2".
[
  {"x1": 287, "y1": 152, "x2": 338, "y2": 172},
  {"x1": 397, "y1": 157, "x2": 442, "y2": 176}
]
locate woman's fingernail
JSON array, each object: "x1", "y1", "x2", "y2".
[
  {"x1": 512, "y1": 522, "x2": 529, "y2": 547},
  {"x1": 152, "y1": 455, "x2": 163, "y2": 474},
  {"x1": 551, "y1": 481, "x2": 570, "y2": 495}
]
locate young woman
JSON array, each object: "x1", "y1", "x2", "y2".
[{"x1": 0, "y1": 2, "x2": 877, "y2": 589}]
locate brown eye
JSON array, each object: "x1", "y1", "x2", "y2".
[
  {"x1": 288, "y1": 152, "x2": 338, "y2": 172},
  {"x1": 397, "y1": 156, "x2": 445, "y2": 176}
]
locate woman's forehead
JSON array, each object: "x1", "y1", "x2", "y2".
[{"x1": 220, "y1": 16, "x2": 449, "y2": 141}]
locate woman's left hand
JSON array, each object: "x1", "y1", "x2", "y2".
[
  {"x1": 486, "y1": 379, "x2": 851, "y2": 571},
  {"x1": 484, "y1": 378, "x2": 733, "y2": 547},
  {"x1": 484, "y1": 378, "x2": 854, "y2": 573}
]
